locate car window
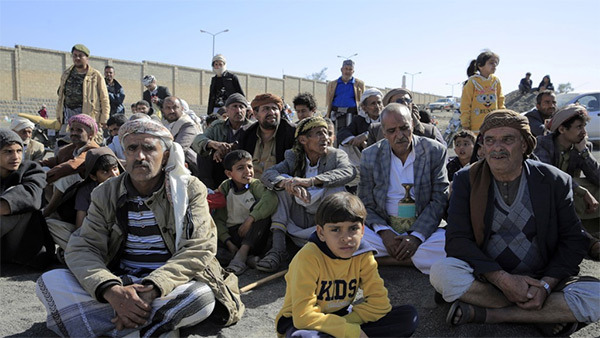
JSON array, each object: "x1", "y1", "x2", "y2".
[
  {"x1": 556, "y1": 93, "x2": 579, "y2": 108},
  {"x1": 574, "y1": 94, "x2": 600, "y2": 112}
]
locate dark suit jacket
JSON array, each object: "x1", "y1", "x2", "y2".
[
  {"x1": 337, "y1": 115, "x2": 371, "y2": 145},
  {"x1": 207, "y1": 71, "x2": 244, "y2": 114},
  {"x1": 446, "y1": 160, "x2": 588, "y2": 280},
  {"x1": 143, "y1": 85, "x2": 171, "y2": 112},
  {"x1": 238, "y1": 118, "x2": 296, "y2": 165}
]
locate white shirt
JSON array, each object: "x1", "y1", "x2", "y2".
[{"x1": 374, "y1": 149, "x2": 425, "y2": 242}]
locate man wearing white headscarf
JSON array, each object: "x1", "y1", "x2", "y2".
[
  {"x1": 36, "y1": 119, "x2": 244, "y2": 337},
  {"x1": 11, "y1": 117, "x2": 45, "y2": 162}
]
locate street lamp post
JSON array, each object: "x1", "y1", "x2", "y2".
[
  {"x1": 445, "y1": 82, "x2": 462, "y2": 98},
  {"x1": 337, "y1": 53, "x2": 358, "y2": 61},
  {"x1": 404, "y1": 72, "x2": 421, "y2": 92},
  {"x1": 200, "y1": 29, "x2": 229, "y2": 57}
]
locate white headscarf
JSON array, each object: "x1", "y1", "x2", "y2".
[{"x1": 10, "y1": 117, "x2": 35, "y2": 132}]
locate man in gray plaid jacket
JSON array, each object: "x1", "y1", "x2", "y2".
[{"x1": 358, "y1": 103, "x2": 448, "y2": 274}]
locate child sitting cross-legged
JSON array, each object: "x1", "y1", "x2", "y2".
[
  {"x1": 214, "y1": 150, "x2": 278, "y2": 275},
  {"x1": 275, "y1": 192, "x2": 419, "y2": 338}
]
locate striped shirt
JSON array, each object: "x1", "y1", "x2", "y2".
[{"x1": 120, "y1": 195, "x2": 171, "y2": 277}]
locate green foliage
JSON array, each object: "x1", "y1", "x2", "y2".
[
  {"x1": 557, "y1": 83, "x2": 574, "y2": 94},
  {"x1": 306, "y1": 67, "x2": 328, "y2": 81}
]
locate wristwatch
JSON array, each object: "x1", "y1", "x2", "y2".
[{"x1": 541, "y1": 280, "x2": 551, "y2": 295}]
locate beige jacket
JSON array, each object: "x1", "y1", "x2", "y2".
[
  {"x1": 325, "y1": 77, "x2": 365, "y2": 117},
  {"x1": 65, "y1": 173, "x2": 244, "y2": 326},
  {"x1": 56, "y1": 65, "x2": 110, "y2": 125},
  {"x1": 24, "y1": 139, "x2": 45, "y2": 162}
]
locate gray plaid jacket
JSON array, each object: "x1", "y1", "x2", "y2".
[{"x1": 358, "y1": 135, "x2": 449, "y2": 239}]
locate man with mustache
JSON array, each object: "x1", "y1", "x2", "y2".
[
  {"x1": 358, "y1": 103, "x2": 448, "y2": 274},
  {"x1": 192, "y1": 93, "x2": 252, "y2": 189},
  {"x1": 258, "y1": 117, "x2": 356, "y2": 272},
  {"x1": 41, "y1": 114, "x2": 100, "y2": 217},
  {"x1": 430, "y1": 110, "x2": 599, "y2": 336},
  {"x1": 56, "y1": 44, "x2": 109, "y2": 138},
  {"x1": 36, "y1": 119, "x2": 244, "y2": 337},
  {"x1": 534, "y1": 104, "x2": 599, "y2": 260},
  {"x1": 523, "y1": 90, "x2": 556, "y2": 137},
  {"x1": 237, "y1": 93, "x2": 296, "y2": 180}
]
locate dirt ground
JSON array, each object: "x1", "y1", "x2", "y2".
[{"x1": 1, "y1": 256, "x2": 599, "y2": 337}]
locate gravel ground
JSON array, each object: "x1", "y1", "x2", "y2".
[{"x1": 1, "y1": 257, "x2": 598, "y2": 337}]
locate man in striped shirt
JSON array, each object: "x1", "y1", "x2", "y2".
[{"x1": 36, "y1": 119, "x2": 243, "y2": 337}]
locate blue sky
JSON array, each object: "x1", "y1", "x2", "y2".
[{"x1": 1, "y1": 0, "x2": 599, "y2": 97}]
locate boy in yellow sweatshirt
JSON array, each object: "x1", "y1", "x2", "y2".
[{"x1": 275, "y1": 192, "x2": 418, "y2": 338}]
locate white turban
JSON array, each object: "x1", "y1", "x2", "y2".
[{"x1": 10, "y1": 117, "x2": 35, "y2": 132}]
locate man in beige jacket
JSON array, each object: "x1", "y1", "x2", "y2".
[
  {"x1": 55, "y1": 44, "x2": 109, "y2": 137},
  {"x1": 36, "y1": 119, "x2": 243, "y2": 337}
]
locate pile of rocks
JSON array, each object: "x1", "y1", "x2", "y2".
[{"x1": 504, "y1": 90, "x2": 537, "y2": 113}]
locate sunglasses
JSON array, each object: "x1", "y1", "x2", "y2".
[{"x1": 395, "y1": 98, "x2": 413, "y2": 105}]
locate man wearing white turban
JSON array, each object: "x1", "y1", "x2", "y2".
[
  {"x1": 11, "y1": 117, "x2": 45, "y2": 162},
  {"x1": 36, "y1": 119, "x2": 244, "y2": 337}
]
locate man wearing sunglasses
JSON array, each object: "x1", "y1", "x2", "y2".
[{"x1": 367, "y1": 88, "x2": 445, "y2": 147}]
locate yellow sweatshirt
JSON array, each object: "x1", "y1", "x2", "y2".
[
  {"x1": 275, "y1": 241, "x2": 391, "y2": 338},
  {"x1": 460, "y1": 74, "x2": 505, "y2": 133}
]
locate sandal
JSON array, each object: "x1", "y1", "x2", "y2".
[
  {"x1": 256, "y1": 249, "x2": 288, "y2": 273},
  {"x1": 225, "y1": 259, "x2": 248, "y2": 276},
  {"x1": 446, "y1": 301, "x2": 486, "y2": 326},
  {"x1": 536, "y1": 322, "x2": 578, "y2": 337}
]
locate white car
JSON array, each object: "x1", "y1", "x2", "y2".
[
  {"x1": 428, "y1": 98, "x2": 458, "y2": 112},
  {"x1": 556, "y1": 92, "x2": 600, "y2": 142}
]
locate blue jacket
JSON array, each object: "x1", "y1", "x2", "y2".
[
  {"x1": 446, "y1": 160, "x2": 588, "y2": 280},
  {"x1": 358, "y1": 135, "x2": 449, "y2": 239}
]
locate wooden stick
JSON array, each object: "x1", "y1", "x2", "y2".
[{"x1": 241, "y1": 269, "x2": 287, "y2": 293}]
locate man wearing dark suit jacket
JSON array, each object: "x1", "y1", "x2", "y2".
[
  {"x1": 430, "y1": 110, "x2": 599, "y2": 334},
  {"x1": 142, "y1": 75, "x2": 171, "y2": 116},
  {"x1": 237, "y1": 93, "x2": 296, "y2": 180}
]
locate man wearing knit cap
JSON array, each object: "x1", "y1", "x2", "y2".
[
  {"x1": 237, "y1": 93, "x2": 296, "y2": 179},
  {"x1": 142, "y1": 75, "x2": 171, "y2": 117},
  {"x1": 534, "y1": 104, "x2": 599, "y2": 260},
  {"x1": 1, "y1": 128, "x2": 53, "y2": 268},
  {"x1": 36, "y1": 118, "x2": 244, "y2": 337},
  {"x1": 11, "y1": 116, "x2": 45, "y2": 162},
  {"x1": 359, "y1": 103, "x2": 448, "y2": 274},
  {"x1": 207, "y1": 54, "x2": 245, "y2": 115},
  {"x1": 430, "y1": 109, "x2": 599, "y2": 335},
  {"x1": 259, "y1": 116, "x2": 356, "y2": 272},
  {"x1": 56, "y1": 44, "x2": 109, "y2": 137},
  {"x1": 192, "y1": 92, "x2": 252, "y2": 189},
  {"x1": 325, "y1": 59, "x2": 365, "y2": 135},
  {"x1": 367, "y1": 88, "x2": 445, "y2": 147}
]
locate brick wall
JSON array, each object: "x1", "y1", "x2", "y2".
[{"x1": 0, "y1": 45, "x2": 442, "y2": 122}]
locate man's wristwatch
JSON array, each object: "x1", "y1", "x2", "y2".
[
  {"x1": 578, "y1": 147, "x2": 590, "y2": 158},
  {"x1": 541, "y1": 280, "x2": 551, "y2": 295}
]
